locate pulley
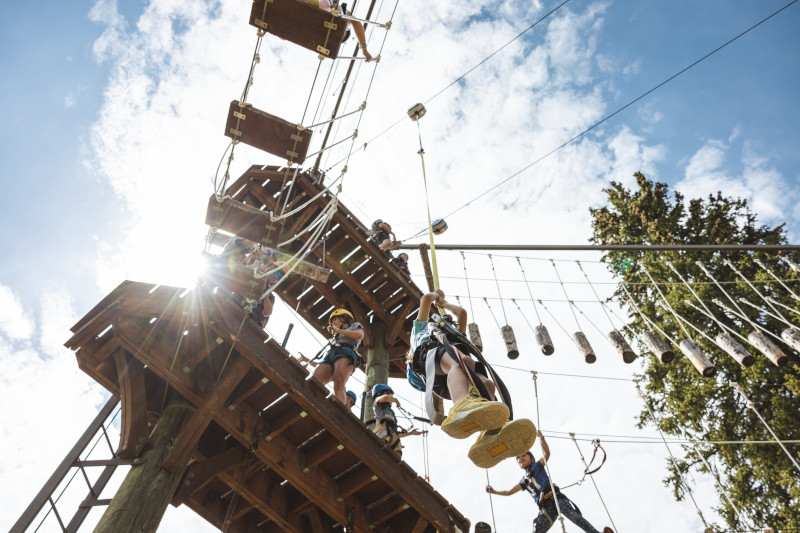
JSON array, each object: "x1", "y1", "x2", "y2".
[
  {"x1": 431, "y1": 218, "x2": 448, "y2": 234},
  {"x1": 407, "y1": 102, "x2": 426, "y2": 121}
]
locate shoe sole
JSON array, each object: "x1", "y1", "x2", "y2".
[
  {"x1": 468, "y1": 419, "x2": 537, "y2": 469},
  {"x1": 441, "y1": 401, "x2": 509, "y2": 439}
]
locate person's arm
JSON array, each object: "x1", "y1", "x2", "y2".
[
  {"x1": 399, "y1": 428, "x2": 424, "y2": 438},
  {"x1": 330, "y1": 324, "x2": 364, "y2": 341},
  {"x1": 434, "y1": 295, "x2": 468, "y2": 333},
  {"x1": 485, "y1": 484, "x2": 522, "y2": 497},
  {"x1": 538, "y1": 430, "x2": 550, "y2": 464},
  {"x1": 349, "y1": 21, "x2": 372, "y2": 61},
  {"x1": 417, "y1": 291, "x2": 440, "y2": 321},
  {"x1": 375, "y1": 395, "x2": 400, "y2": 408}
]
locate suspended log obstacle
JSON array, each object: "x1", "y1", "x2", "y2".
[
  {"x1": 573, "y1": 332, "x2": 596, "y2": 364},
  {"x1": 225, "y1": 101, "x2": 313, "y2": 165},
  {"x1": 678, "y1": 339, "x2": 716, "y2": 377},
  {"x1": 501, "y1": 324, "x2": 519, "y2": 359},
  {"x1": 780, "y1": 327, "x2": 800, "y2": 352},
  {"x1": 715, "y1": 333, "x2": 756, "y2": 367},
  {"x1": 468, "y1": 322, "x2": 483, "y2": 351},
  {"x1": 65, "y1": 281, "x2": 470, "y2": 533},
  {"x1": 640, "y1": 331, "x2": 675, "y2": 363},
  {"x1": 608, "y1": 329, "x2": 636, "y2": 363},
  {"x1": 747, "y1": 330, "x2": 788, "y2": 367},
  {"x1": 535, "y1": 324, "x2": 555, "y2": 355},
  {"x1": 250, "y1": 0, "x2": 348, "y2": 58}
]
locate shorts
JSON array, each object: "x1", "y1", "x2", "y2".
[
  {"x1": 371, "y1": 230, "x2": 391, "y2": 244},
  {"x1": 409, "y1": 342, "x2": 489, "y2": 401},
  {"x1": 320, "y1": 345, "x2": 358, "y2": 368}
]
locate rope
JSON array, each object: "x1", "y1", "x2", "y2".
[
  {"x1": 712, "y1": 298, "x2": 785, "y2": 344},
  {"x1": 641, "y1": 264, "x2": 691, "y2": 338},
  {"x1": 569, "y1": 434, "x2": 618, "y2": 532},
  {"x1": 636, "y1": 382, "x2": 711, "y2": 530},
  {"x1": 666, "y1": 262, "x2": 727, "y2": 332},
  {"x1": 537, "y1": 299, "x2": 573, "y2": 339},
  {"x1": 485, "y1": 469, "x2": 498, "y2": 533},
  {"x1": 488, "y1": 255, "x2": 509, "y2": 324},
  {"x1": 695, "y1": 261, "x2": 759, "y2": 330},
  {"x1": 725, "y1": 259, "x2": 791, "y2": 324},
  {"x1": 517, "y1": 257, "x2": 544, "y2": 324},
  {"x1": 620, "y1": 283, "x2": 680, "y2": 348},
  {"x1": 512, "y1": 298, "x2": 542, "y2": 339},
  {"x1": 738, "y1": 297, "x2": 796, "y2": 329},
  {"x1": 755, "y1": 258, "x2": 800, "y2": 303},
  {"x1": 683, "y1": 300, "x2": 750, "y2": 346},
  {"x1": 483, "y1": 297, "x2": 502, "y2": 329},
  {"x1": 550, "y1": 260, "x2": 581, "y2": 331},
  {"x1": 576, "y1": 261, "x2": 614, "y2": 329},
  {"x1": 531, "y1": 372, "x2": 568, "y2": 533},
  {"x1": 733, "y1": 383, "x2": 800, "y2": 475},
  {"x1": 766, "y1": 296, "x2": 800, "y2": 318},
  {"x1": 691, "y1": 442, "x2": 751, "y2": 530},
  {"x1": 460, "y1": 252, "x2": 477, "y2": 318}
]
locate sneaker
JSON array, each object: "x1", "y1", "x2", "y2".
[
  {"x1": 468, "y1": 418, "x2": 537, "y2": 469},
  {"x1": 440, "y1": 389, "x2": 509, "y2": 439}
]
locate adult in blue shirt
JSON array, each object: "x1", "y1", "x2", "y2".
[{"x1": 485, "y1": 431, "x2": 612, "y2": 533}]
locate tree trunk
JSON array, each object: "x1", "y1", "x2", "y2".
[
  {"x1": 365, "y1": 320, "x2": 389, "y2": 420},
  {"x1": 94, "y1": 398, "x2": 196, "y2": 533}
]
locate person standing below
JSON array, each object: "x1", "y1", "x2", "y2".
[
  {"x1": 485, "y1": 431, "x2": 612, "y2": 533},
  {"x1": 370, "y1": 384, "x2": 423, "y2": 456},
  {"x1": 311, "y1": 309, "x2": 364, "y2": 404}
]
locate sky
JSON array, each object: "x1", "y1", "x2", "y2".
[{"x1": 1, "y1": 0, "x2": 798, "y2": 531}]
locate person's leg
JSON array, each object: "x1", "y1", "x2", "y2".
[
  {"x1": 312, "y1": 362, "x2": 334, "y2": 385},
  {"x1": 439, "y1": 351, "x2": 471, "y2": 401},
  {"x1": 533, "y1": 503, "x2": 556, "y2": 533},
  {"x1": 331, "y1": 356, "x2": 355, "y2": 403},
  {"x1": 559, "y1": 498, "x2": 600, "y2": 533},
  {"x1": 378, "y1": 238, "x2": 393, "y2": 251}
]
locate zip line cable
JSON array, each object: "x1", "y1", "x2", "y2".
[{"x1": 402, "y1": 0, "x2": 800, "y2": 240}]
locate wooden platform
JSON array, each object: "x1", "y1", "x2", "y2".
[
  {"x1": 207, "y1": 165, "x2": 424, "y2": 377},
  {"x1": 66, "y1": 281, "x2": 469, "y2": 533}
]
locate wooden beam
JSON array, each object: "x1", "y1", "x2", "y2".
[
  {"x1": 336, "y1": 464, "x2": 378, "y2": 501},
  {"x1": 301, "y1": 432, "x2": 343, "y2": 473},
  {"x1": 305, "y1": 507, "x2": 328, "y2": 533},
  {"x1": 418, "y1": 244, "x2": 435, "y2": 292},
  {"x1": 385, "y1": 301, "x2": 415, "y2": 348},
  {"x1": 173, "y1": 446, "x2": 249, "y2": 504},
  {"x1": 113, "y1": 318, "x2": 352, "y2": 526},
  {"x1": 162, "y1": 356, "x2": 250, "y2": 472},
  {"x1": 113, "y1": 349, "x2": 149, "y2": 459}
]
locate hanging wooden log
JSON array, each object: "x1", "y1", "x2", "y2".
[
  {"x1": 714, "y1": 333, "x2": 755, "y2": 367},
  {"x1": 249, "y1": 0, "x2": 348, "y2": 59},
  {"x1": 468, "y1": 323, "x2": 483, "y2": 351},
  {"x1": 780, "y1": 327, "x2": 800, "y2": 352},
  {"x1": 640, "y1": 331, "x2": 675, "y2": 364},
  {"x1": 501, "y1": 325, "x2": 519, "y2": 359},
  {"x1": 535, "y1": 324, "x2": 554, "y2": 355},
  {"x1": 224, "y1": 101, "x2": 313, "y2": 165},
  {"x1": 608, "y1": 330, "x2": 636, "y2": 364},
  {"x1": 678, "y1": 339, "x2": 716, "y2": 377},
  {"x1": 748, "y1": 330, "x2": 788, "y2": 367},
  {"x1": 572, "y1": 332, "x2": 595, "y2": 364}
]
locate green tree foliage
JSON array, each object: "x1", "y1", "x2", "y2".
[{"x1": 590, "y1": 173, "x2": 800, "y2": 530}]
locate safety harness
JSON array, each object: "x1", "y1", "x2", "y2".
[{"x1": 411, "y1": 314, "x2": 514, "y2": 426}]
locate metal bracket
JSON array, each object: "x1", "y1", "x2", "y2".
[
  {"x1": 316, "y1": 45, "x2": 330, "y2": 56},
  {"x1": 324, "y1": 21, "x2": 338, "y2": 30},
  {"x1": 229, "y1": 128, "x2": 242, "y2": 137},
  {"x1": 233, "y1": 111, "x2": 246, "y2": 120},
  {"x1": 254, "y1": 19, "x2": 268, "y2": 30}
]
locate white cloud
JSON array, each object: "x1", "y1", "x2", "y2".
[{"x1": 0, "y1": 284, "x2": 34, "y2": 340}]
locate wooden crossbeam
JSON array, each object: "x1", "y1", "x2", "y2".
[
  {"x1": 113, "y1": 349, "x2": 149, "y2": 459},
  {"x1": 336, "y1": 464, "x2": 378, "y2": 501},
  {"x1": 301, "y1": 431, "x2": 343, "y2": 473},
  {"x1": 173, "y1": 446, "x2": 249, "y2": 504}
]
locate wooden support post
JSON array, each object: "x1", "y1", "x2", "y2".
[
  {"x1": 365, "y1": 320, "x2": 389, "y2": 420},
  {"x1": 94, "y1": 398, "x2": 196, "y2": 533},
  {"x1": 113, "y1": 349, "x2": 149, "y2": 459},
  {"x1": 418, "y1": 244, "x2": 435, "y2": 292}
]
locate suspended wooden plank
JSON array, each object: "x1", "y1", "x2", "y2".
[
  {"x1": 206, "y1": 196, "x2": 284, "y2": 247},
  {"x1": 249, "y1": 0, "x2": 347, "y2": 58},
  {"x1": 678, "y1": 339, "x2": 716, "y2": 377},
  {"x1": 608, "y1": 329, "x2": 636, "y2": 364},
  {"x1": 641, "y1": 330, "x2": 675, "y2": 363},
  {"x1": 535, "y1": 324, "x2": 554, "y2": 355},
  {"x1": 224, "y1": 101, "x2": 312, "y2": 164},
  {"x1": 715, "y1": 333, "x2": 755, "y2": 367}
]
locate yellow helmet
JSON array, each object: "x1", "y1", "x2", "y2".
[{"x1": 329, "y1": 308, "x2": 354, "y2": 324}]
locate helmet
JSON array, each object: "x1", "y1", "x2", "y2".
[
  {"x1": 345, "y1": 390, "x2": 357, "y2": 403},
  {"x1": 329, "y1": 308, "x2": 354, "y2": 324},
  {"x1": 372, "y1": 383, "x2": 393, "y2": 398}
]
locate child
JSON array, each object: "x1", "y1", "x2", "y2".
[
  {"x1": 392, "y1": 252, "x2": 411, "y2": 276},
  {"x1": 311, "y1": 309, "x2": 364, "y2": 404},
  {"x1": 345, "y1": 390, "x2": 357, "y2": 411},
  {"x1": 370, "y1": 384, "x2": 423, "y2": 456},
  {"x1": 408, "y1": 290, "x2": 536, "y2": 468},
  {"x1": 370, "y1": 219, "x2": 401, "y2": 252},
  {"x1": 486, "y1": 434, "x2": 613, "y2": 533}
]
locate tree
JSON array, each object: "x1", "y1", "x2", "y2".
[{"x1": 590, "y1": 173, "x2": 800, "y2": 530}]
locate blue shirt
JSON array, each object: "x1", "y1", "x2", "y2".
[{"x1": 519, "y1": 461, "x2": 552, "y2": 503}]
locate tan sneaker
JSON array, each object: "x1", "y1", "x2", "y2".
[
  {"x1": 468, "y1": 418, "x2": 537, "y2": 468},
  {"x1": 440, "y1": 388, "x2": 509, "y2": 439}
]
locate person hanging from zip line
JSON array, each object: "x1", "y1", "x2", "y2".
[
  {"x1": 306, "y1": 0, "x2": 373, "y2": 61},
  {"x1": 485, "y1": 433, "x2": 613, "y2": 533},
  {"x1": 370, "y1": 384, "x2": 424, "y2": 456},
  {"x1": 407, "y1": 289, "x2": 536, "y2": 468},
  {"x1": 310, "y1": 308, "x2": 364, "y2": 404},
  {"x1": 370, "y1": 219, "x2": 402, "y2": 252}
]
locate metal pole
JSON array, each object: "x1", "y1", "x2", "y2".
[{"x1": 397, "y1": 244, "x2": 800, "y2": 252}]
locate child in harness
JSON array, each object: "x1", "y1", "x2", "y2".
[
  {"x1": 407, "y1": 290, "x2": 536, "y2": 468},
  {"x1": 369, "y1": 384, "x2": 424, "y2": 456}
]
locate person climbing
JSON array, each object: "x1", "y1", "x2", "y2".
[
  {"x1": 407, "y1": 289, "x2": 536, "y2": 468},
  {"x1": 392, "y1": 252, "x2": 411, "y2": 276},
  {"x1": 370, "y1": 219, "x2": 401, "y2": 252},
  {"x1": 310, "y1": 308, "x2": 364, "y2": 404},
  {"x1": 345, "y1": 390, "x2": 358, "y2": 411},
  {"x1": 485, "y1": 432, "x2": 612, "y2": 533},
  {"x1": 370, "y1": 384, "x2": 424, "y2": 456},
  {"x1": 307, "y1": 0, "x2": 373, "y2": 61}
]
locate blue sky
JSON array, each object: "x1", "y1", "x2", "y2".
[{"x1": 1, "y1": 0, "x2": 798, "y2": 531}]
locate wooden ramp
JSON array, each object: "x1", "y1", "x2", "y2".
[
  {"x1": 66, "y1": 281, "x2": 469, "y2": 532},
  {"x1": 207, "y1": 165, "x2": 424, "y2": 377}
]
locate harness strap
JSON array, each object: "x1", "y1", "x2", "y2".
[{"x1": 425, "y1": 346, "x2": 446, "y2": 425}]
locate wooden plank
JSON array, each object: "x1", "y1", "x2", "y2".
[
  {"x1": 249, "y1": 0, "x2": 347, "y2": 59},
  {"x1": 224, "y1": 101, "x2": 312, "y2": 165},
  {"x1": 162, "y1": 355, "x2": 250, "y2": 472},
  {"x1": 173, "y1": 446, "x2": 249, "y2": 504},
  {"x1": 386, "y1": 301, "x2": 415, "y2": 348},
  {"x1": 336, "y1": 464, "x2": 378, "y2": 501},
  {"x1": 301, "y1": 431, "x2": 343, "y2": 473},
  {"x1": 205, "y1": 196, "x2": 283, "y2": 247},
  {"x1": 112, "y1": 318, "x2": 352, "y2": 526},
  {"x1": 113, "y1": 349, "x2": 149, "y2": 459},
  {"x1": 204, "y1": 292, "x2": 458, "y2": 531}
]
